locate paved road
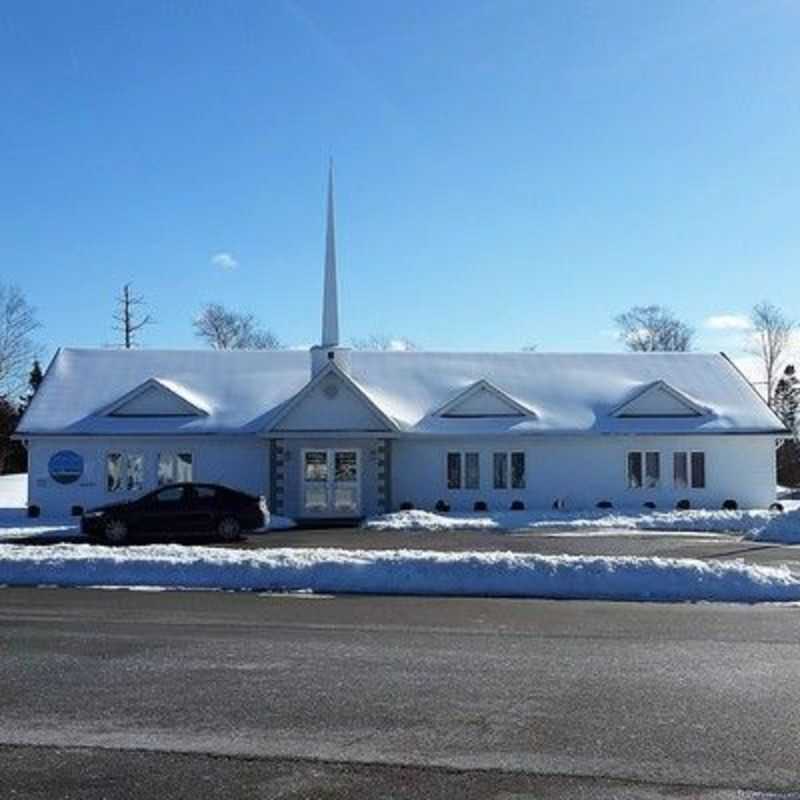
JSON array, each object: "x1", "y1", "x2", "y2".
[{"x1": 2, "y1": 588, "x2": 800, "y2": 798}]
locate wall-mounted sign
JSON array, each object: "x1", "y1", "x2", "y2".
[{"x1": 48, "y1": 451, "x2": 84, "y2": 485}]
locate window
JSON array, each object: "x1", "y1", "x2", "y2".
[
  {"x1": 673, "y1": 452, "x2": 688, "y2": 488},
  {"x1": 155, "y1": 486, "x2": 184, "y2": 503},
  {"x1": 627, "y1": 452, "x2": 643, "y2": 489},
  {"x1": 511, "y1": 452, "x2": 526, "y2": 489},
  {"x1": 447, "y1": 452, "x2": 480, "y2": 490},
  {"x1": 335, "y1": 451, "x2": 357, "y2": 482},
  {"x1": 673, "y1": 451, "x2": 706, "y2": 489},
  {"x1": 447, "y1": 452, "x2": 462, "y2": 489},
  {"x1": 465, "y1": 453, "x2": 480, "y2": 489},
  {"x1": 106, "y1": 453, "x2": 123, "y2": 492},
  {"x1": 106, "y1": 452, "x2": 145, "y2": 493},
  {"x1": 157, "y1": 452, "x2": 193, "y2": 486},
  {"x1": 493, "y1": 453, "x2": 508, "y2": 489},
  {"x1": 195, "y1": 486, "x2": 216, "y2": 500},
  {"x1": 691, "y1": 452, "x2": 706, "y2": 489},
  {"x1": 304, "y1": 451, "x2": 327, "y2": 482},
  {"x1": 645, "y1": 452, "x2": 660, "y2": 489},
  {"x1": 493, "y1": 452, "x2": 526, "y2": 490},
  {"x1": 628, "y1": 451, "x2": 660, "y2": 490},
  {"x1": 127, "y1": 454, "x2": 144, "y2": 492}
]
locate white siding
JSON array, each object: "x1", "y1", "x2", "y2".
[
  {"x1": 27, "y1": 436, "x2": 268, "y2": 516},
  {"x1": 391, "y1": 435, "x2": 777, "y2": 512},
  {"x1": 23, "y1": 432, "x2": 778, "y2": 517}
]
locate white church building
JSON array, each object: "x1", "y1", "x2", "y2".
[{"x1": 16, "y1": 169, "x2": 788, "y2": 521}]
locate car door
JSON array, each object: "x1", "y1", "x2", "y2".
[
  {"x1": 183, "y1": 485, "x2": 219, "y2": 533},
  {"x1": 138, "y1": 486, "x2": 189, "y2": 534}
]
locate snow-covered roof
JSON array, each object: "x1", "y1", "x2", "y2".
[{"x1": 16, "y1": 347, "x2": 787, "y2": 437}]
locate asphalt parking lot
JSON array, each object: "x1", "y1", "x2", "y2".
[{"x1": 8, "y1": 524, "x2": 800, "y2": 571}]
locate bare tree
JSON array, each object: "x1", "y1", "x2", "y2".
[
  {"x1": 0, "y1": 284, "x2": 40, "y2": 398},
  {"x1": 614, "y1": 305, "x2": 694, "y2": 352},
  {"x1": 193, "y1": 303, "x2": 282, "y2": 350},
  {"x1": 350, "y1": 334, "x2": 417, "y2": 351},
  {"x1": 112, "y1": 283, "x2": 154, "y2": 349},
  {"x1": 747, "y1": 301, "x2": 797, "y2": 408}
]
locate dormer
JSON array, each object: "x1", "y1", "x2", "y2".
[
  {"x1": 434, "y1": 379, "x2": 537, "y2": 419},
  {"x1": 611, "y1": 380, "x2": 709, "y2": 419},
  {"x1": 98, "y1": 378, "x2": 210, "y2": 418}
]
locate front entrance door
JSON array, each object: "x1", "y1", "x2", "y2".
[{"x1": 302, "y1": 449, "x2": 361, "y2": 517}]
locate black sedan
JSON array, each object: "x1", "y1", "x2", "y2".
[{"x1": 81, "y1": 483, "x2": 267, "y2": 545}]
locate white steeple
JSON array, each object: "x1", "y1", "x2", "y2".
[
  {"x1": 311, "y1": 161, "x2": 351, "y2": 378},
  {"x1": 321, "y1": 160, "x2": 339, "y2": 347}
]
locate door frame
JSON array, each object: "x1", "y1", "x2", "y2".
[{"x1": 300, "y1": 447, "x2": 362, "y2": 517}]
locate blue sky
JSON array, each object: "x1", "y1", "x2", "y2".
[{"x1": 2, "y1": 1, "x2": 799, "y2": 360}]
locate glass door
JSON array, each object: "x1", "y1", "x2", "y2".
[{"x1": 303, "y1": 449, "x2": 361, "y2": 515}]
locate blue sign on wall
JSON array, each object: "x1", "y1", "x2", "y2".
[{"x1": 48, "y1": 451, "x2": 84, "y2": 485}]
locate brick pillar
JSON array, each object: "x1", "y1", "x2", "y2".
[
  {"x1": 375, "y1": 438, "x2": 391, "y2": 514},
  {"x1": 270, "y1": 439, "x2": 286, "y2": 516}
]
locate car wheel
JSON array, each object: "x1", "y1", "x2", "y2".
[
  {"x1": 217, "y1": 516, "x2": 241, "y2": 542},
  {"x1": 104, "y1": 518, "x2": 129, "y2": 545}
]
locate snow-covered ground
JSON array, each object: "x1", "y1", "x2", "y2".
[
  {"x1": 1, "y1": 543, "x2": 800, "y2": 603},
  {"x1": 0, "y1": 473, "x2": 26, "y2": 509},
  {"x1": 0, "y1": 474, "x2": 82, "y2": 542},
  {"x1": 364, "y1": 508, "x2": 777, "y2": 535}
]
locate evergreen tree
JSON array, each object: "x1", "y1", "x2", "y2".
[
  {"x1": 774, "y1": 364, "x2": 799, "y2": 435},
  {"x1": 775, "y1": 365, "x2": 800, "y2": 488},
  {"x1": 18, "y1": 359, "x2": 43, "y2": 414}
]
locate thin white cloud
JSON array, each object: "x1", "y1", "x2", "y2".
[
  {"x1": 211, "y1": 252, "x2": 238, "y2": 271},
  {"x1": 704, "y1": 314, "x2": 752, "y2": 331}
]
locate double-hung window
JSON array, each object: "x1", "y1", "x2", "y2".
[
  {"x1": 106, "y1": 452, "x2": 145, "y2": 493},
  {"x1": 447, "y1": 452, "x2": 480, "y2": 490},
  {"x1": 157, "y1": 452, "x2": 193, "y2": 486},
  {"x1": 493, "y1": 451, "x2": 526, "y2": 489},
  {"x1": 674, "y1": 451, "x2": 706, "y2": 489},
  {"x1": 627, "y1": 451, "x2": 660, "y2": 489}
]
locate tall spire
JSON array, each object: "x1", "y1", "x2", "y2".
[{"x1": 321, "y1": 159, "x2": 339, "y2": 347}]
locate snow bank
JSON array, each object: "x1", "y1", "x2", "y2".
[
  {"x1": 1, "y1": 543, "x2": 800, "y2": 603},
  {"x1": 0, "y1": 474, "x2": 26, "y2": 509},
  {"x1": 365, "y1": 508, "x2": 775, "y2": 535},
  {"x1": 747, "y1": 510, "x2": 800, "y2": 544},
  {"x1": 0, "y1": 473, "x2": 80, "y2": 543}
]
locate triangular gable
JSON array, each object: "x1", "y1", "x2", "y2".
[
  {"x1": 265, "y1": 363, "x2": 398, "y2": 433},
  {"x1": 99, "y1": 378, "x2": 210, "y2": 418},
  {"x1": 611, "y1": 380, "x2": 708, "y2": 418},
  {"x1": 434, "y1": 379, "x2": 537, "y2": 419}
]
